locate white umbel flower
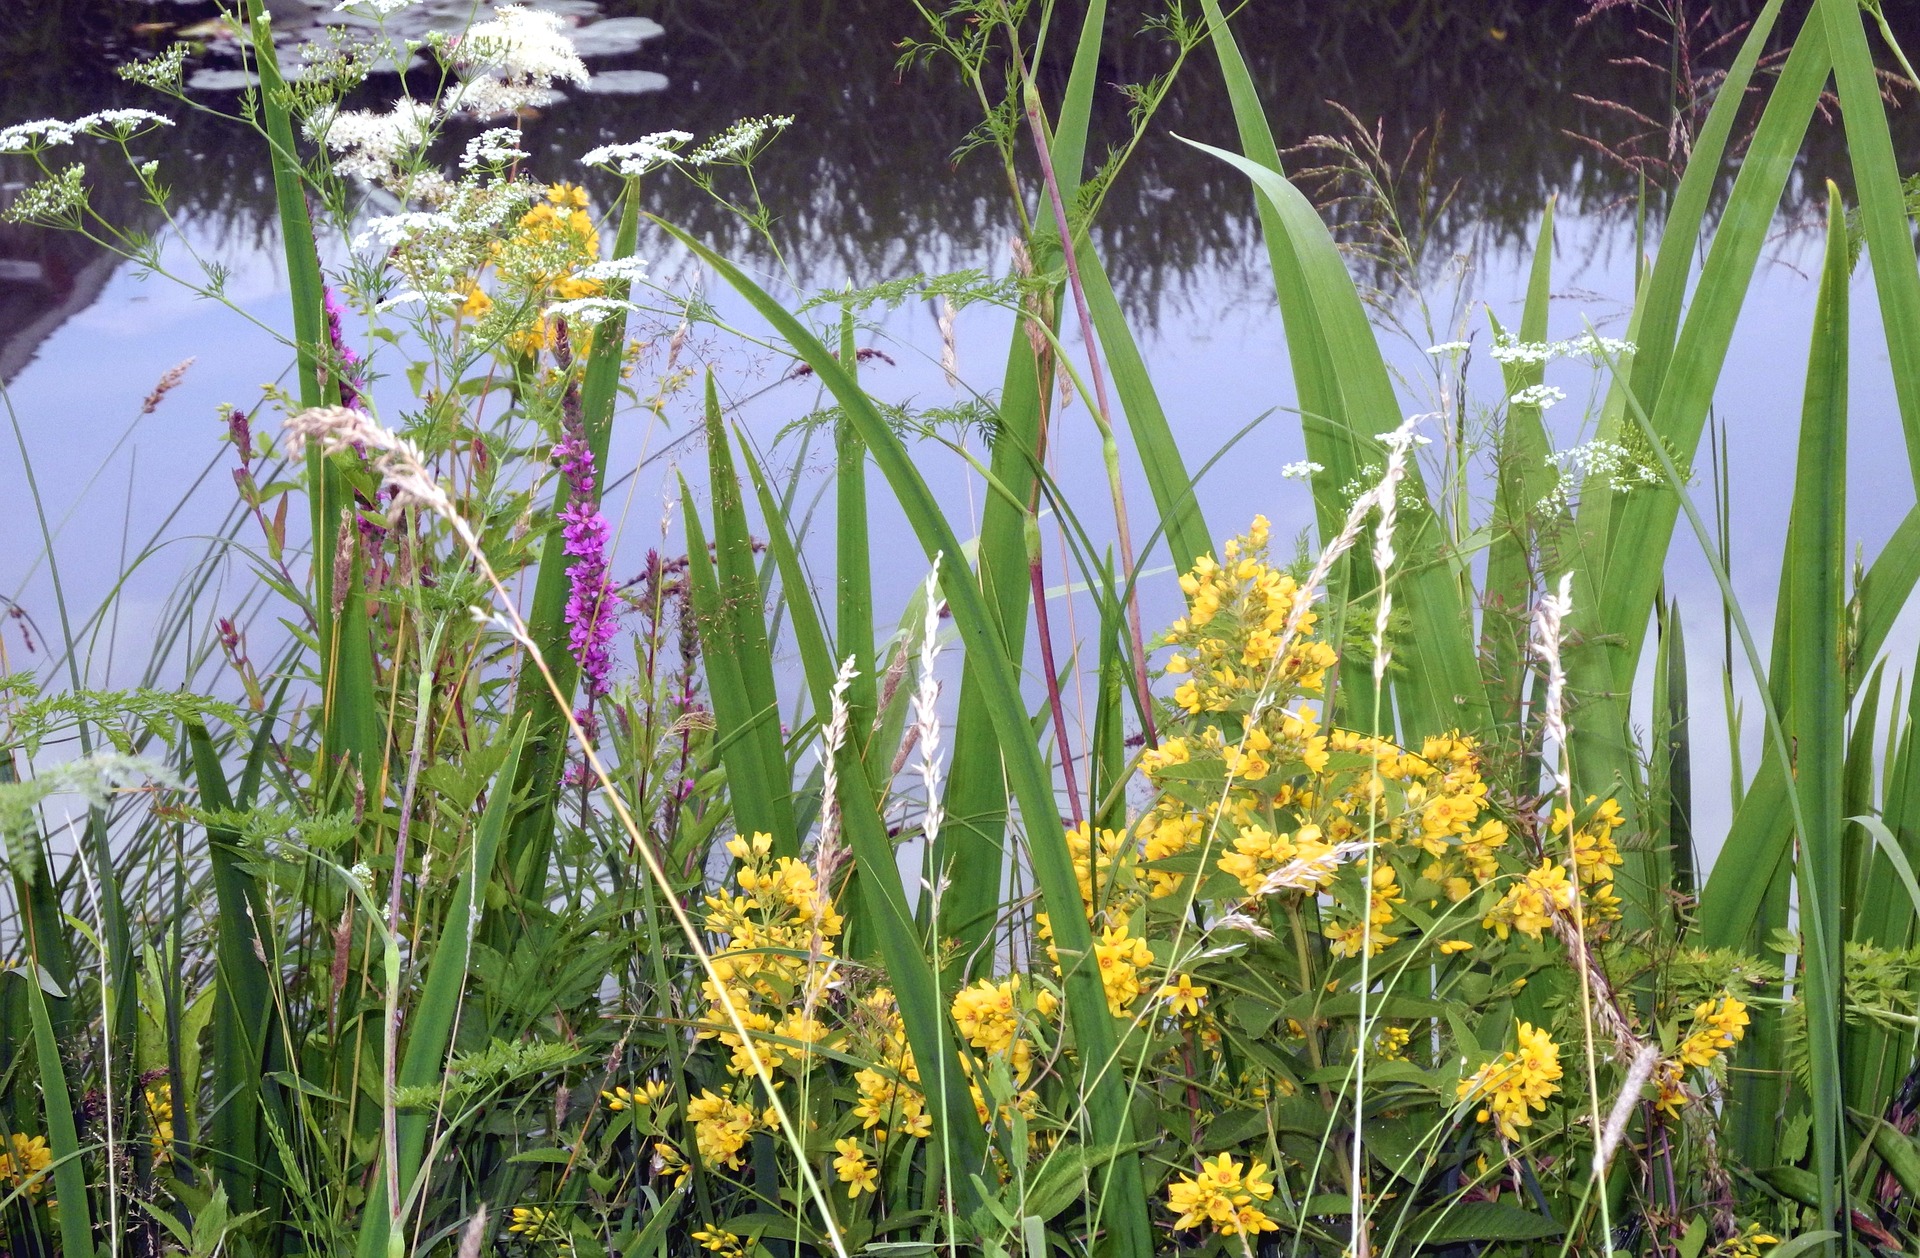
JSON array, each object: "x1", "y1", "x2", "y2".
[
  {"x1": 307, "y1": 98, "x2": 437, "y2": 185},
  {"x1": 0, "y1": 109, "x2": 172, "y2": 154},
  {"x1": 459, "y1": 127, "x2": 528, "y2": 171},
  {"x1": 580, "y1": 131, "x2": 691, "y2": 177},
  {"x1": 574, "y1": 256, "x2": 650, "y2": 284},
  {"x1": 544, "y1": 296, "x2": 638, "y2": 323},
  {"x1": 686, "y1": 115, "x2": 793, "y2": 167},
  {"x1": 1508, "y1": 384, "x2": 1567, "y2": 410},
  {"x1": 450, "y1": 5, "x2": 588, "y2": 119}
]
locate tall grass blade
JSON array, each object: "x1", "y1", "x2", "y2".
[
  {"x1": 701, "y1": 374, "x2": 797, "y2": 849},
  {"x1": 1818, "y1": 0, "x2": 1920, "y2": 493},
  {"x1": 1562, "y1": 8, "x2": 1823, "y2": 915},
  {"x1": 21, "y1": 943, "x2": 92, "y2": 1258},
  {"x1": 835, "y1": 312, "x2": 877, "y2": 751},
  {"x1": 1180, "y1": 138, "x2": 1489, "y2": 740},
  {"x1": 1483, "y1": 204, "x2": 1557, "y2": 742},
  {"x1": 188, "y1": 720, "x2": 281, "y2": 1213},
  {"x1": 679, "y1": 474, "x2": 785, "y2": 850}
]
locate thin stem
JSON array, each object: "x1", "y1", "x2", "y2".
[{"x1": 1012, "y1": 62, "x2": 1159, "y2": 746}]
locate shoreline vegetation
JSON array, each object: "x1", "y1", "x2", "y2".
[{"x1": 4, "y1": 1, "x2": 1920, "y2": 1255}]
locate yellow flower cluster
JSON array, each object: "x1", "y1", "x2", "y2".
[
  {"x1": 0, "y1": 1132, "x2": 51, "y2": 1196},
  {"x1": 1166, "y1": 1152, "x2": 1280, "y2": 1237},
  {"x1": 849, "y1": 990, "x2": 932, "y2": 1142},
  {"x1": 1455, "y1": 1022, "x2": 1564, "y2": 1141},
  {"x1": 832, "y1": 1137, "x2": 879, "y2": 1198},
  {"x1": 1679, "y1": 995, "x2": 1750, "y2": 1066},
  {"x1": 601, "y1": 1079, "x2": 670, "y2": 1113},
  {"x1": 1481, "y1": 799, "x2": 1624, "y2": 939},
  {"x1": 951, "y1": 974, "x2": 1056, "y2": 1072},
  {"x1": 697, "y1": 831, "x2": 845, "y2": 1077},
  {"x1": 144, "y1": 1079, "x2": 174, "y2": 1164},
  {"x1": 506, "y1": 1205, "x2": 570, "y2": 1249},
  {"x1": 692, "y1": 1225, "x2": 747, "y2": 1258},
  {"x1": 1163, "y1": 514, "x2": 1337, "y2": 717},
  {"x1": 1065, "y1": 820, "x2": 1143, "y2": 921},
  {"x1": 1711, "y1": 1222, "x2": 1780, "y2": 1257},
  {"x1": 1131, "y1": 522, "x2": 1561, "y2": 969},
  {"x1": 460, "y1": 183, "x2": 605, "y2": 353},
  {"x1": 1654, "y1": 995, "x2": 1750, "y2": 1118}
]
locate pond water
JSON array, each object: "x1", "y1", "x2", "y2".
[{"x1": 4, "y1": 0, "x2": 1918, "y2": 851}]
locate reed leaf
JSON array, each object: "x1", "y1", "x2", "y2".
[
  {"x1": 188, "y1": 720, "x2": 281, "y2": 1213},
  {"x1": 1180, "y1": 138, "x2": 1488, "y2": 740},
  {"x1": 1817, "y1": 0, "x2": 1920, "y2": 494},
  {"x1": 679, "y1": 473, "x2": 784, "y2": 850},
  {"x1": 701, "y1": 373, "x2": 797, "y2": 850},
  {"x1": 1482, "y1": 203, "x2": 1557, "y2": 743}
]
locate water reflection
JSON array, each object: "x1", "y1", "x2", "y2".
[{"x1": 6, "y1": 0, "x2": 1913, "y2": 380}]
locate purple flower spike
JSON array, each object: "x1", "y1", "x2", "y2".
[
  {"x1": 322, "y1": 285, "x2": 367, "y2": 410},
  {"x1": 556, "y1": 419, "x2": 620, "y2": 743}
]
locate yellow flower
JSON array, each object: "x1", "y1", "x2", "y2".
[
  {"x1": 0, "y1": 1133, "x2": 52, "y2": 1194},
  {"x1": 1651, "y1": 1059, "x2": 1687, "y2": 1119},
  {"x1": 1456, "y1": 1022, "x2": 1563, "y2": 1140},
  {"x1": 686, "y1": 1090, "x2": 759, "y2": 1169},
  {"x1": 1166, "y1": 1153, "x2": 1278, "y2": 1236},
  {"x1": 602, "y1": 1085, "x2": 635, "y2": 1112},
  {"x1": 653, "y1": 1141, "x2": 690, "y2": 1187},
  {"x1": 1678, "y1": 996, "x2": 1749, "y2": 1068},
  {"x1": 1157, "y1": 974, "x2": 1208, "y2": 1017},
  {"x1": 1711, "y1": 1222, "x2": 1779, "y2": 1258},
  {"x1": 507, "y1": 1205, "x2": 570, "y2": 1247},
  {"x1": 1437, "y1": 939, "x2": 1473, "y2": 955},
  {"x1": 1093, "y1": 921, "x2": 1155, "y2": 1016},
  {"x1": 458, "y1": 281, "x2": 493, "y2": 320},
  {"x1": 693, "y1": 1226, "x2": 747, "y2": 1258},
  {"x1": 144, "y1": 1081, "x2": 175, "y2": 1163},
  {"x1": 833, "y1": 1137, "x2": 879, "y2": 1198}
]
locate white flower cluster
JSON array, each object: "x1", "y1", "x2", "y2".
[
  {"x1": 545, "y1": 296, "x2": 639, "y2": 324},
  {"x1": 460, "y1": 127, "x2": 528, "y2": 171},
  {"x1": 377, "y1": 289, "x2": 464, "y2": 313},
  {"x1": 1280, "y1": 460, "x2": 1324, "y2": 480},
  {"x1": 335, "y1": 0, "x2": 418, "y2": 13},
  {"x1": 351, "y1": 180, "x2": 532, "y2": 312},
  {"x1": 117, "y1": 46, "x2": 191, "y2": 93},
  {"x1": 1489, "y1": 330, "x2": 1637, "y2": 365},
  {"x1": 306, "y1": 99, "x2": 437, "y2": 185},
  {"x1": 580, "y1": 130, "x2": 692, "y2": 177},
  {"x1": 1508, "y1": 384, "x2": 1567, "y2": 410},
  {"x1": 0, "y1": 109, "x2": 172, "y2": 154},
  {"x1": 449, "y1": 4, "x2": 588, "y2": 119},
  {"x1": 1536, "y1": 439, "x2": 1663, "y2": 513},
  {"x1": 1, "y1": 165, "x2": 88, "y2": 225},
  {"x1": 686, "y1": 115, "x2": 793, "y2": 167},
  {"x1": 575, "y1": 256, "x2": 650, "y2": 284},
  {"x1": 1425, "y1": 340, "x2": 1470, "y2": 357}
]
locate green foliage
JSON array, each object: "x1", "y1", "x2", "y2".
[{"x1": 10, "y1": 0, "x2": 1920, "y2": 1255}]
